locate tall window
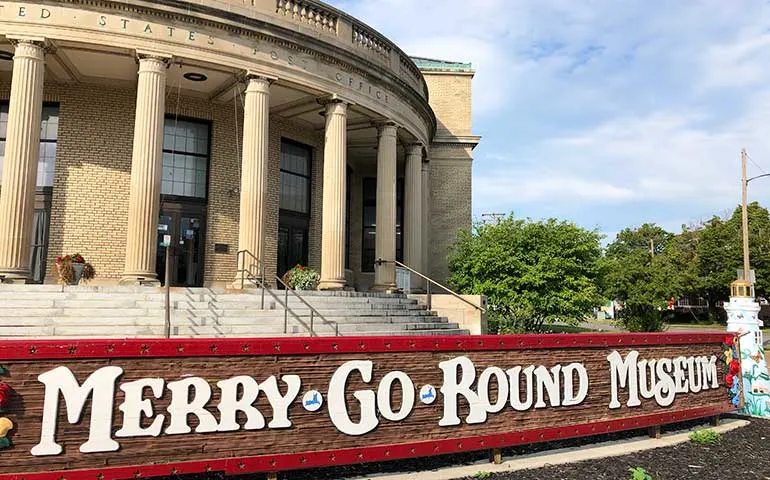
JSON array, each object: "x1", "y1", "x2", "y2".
[
  {"x1": 161, "y1": 118, "x2": 210, "y2": 200},
  {"x1": 280, "y1": 140, "x2": 312, "y2": 213},
  {"x1": 0, "y1": 103, "x2": 59, "y2": 284},
  {"x1": 345, "y1": 167, "x2": 352, "y2": 270},
  {"x1": 361, "y1": 178, "x2": 404, "y2": 272},
  {"x1": 0, "y1": 104, "x2": 59, "y2": 186}
]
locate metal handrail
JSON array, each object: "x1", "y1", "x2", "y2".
[
  {"x1": 377, "y1": 258, "x2": 486, "y2": 313},
  {"x1": 236, "y1": 250, "x2": 339, "y2": 336}
]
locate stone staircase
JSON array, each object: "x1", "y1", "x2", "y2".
[{"x1": 0, "y1": 285, "x2": 470, "y2": 338}]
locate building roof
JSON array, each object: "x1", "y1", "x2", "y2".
[{"x1": 410, "y1": 56, "x2": 474, "y2": 73}]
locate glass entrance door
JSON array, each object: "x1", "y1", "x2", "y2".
[
  {"x1": 277, "y1": 215, "x2": 308, "y2": 282},
  {"x1": 156, "y1": 206, "x2": 205, "y2": 287}
]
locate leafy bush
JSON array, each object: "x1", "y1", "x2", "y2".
[
  {"x1": 616, "y1": 302, "x2": 668, "y2": 332},
  {"x1": 689, "y1": 428, "x2": 721, "y2": 445},
  {"x1": 488, "y1": 304, "x2": 550, "y2": 334},
  {"x1": 283, "y1": 264, "x2": 320, "y2": 290},
  {"x1": 629, "y1": 467, "x2": 653, "y2": 480}
]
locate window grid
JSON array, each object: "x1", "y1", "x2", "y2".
[
  {"x1": 0, "y1": 104, "x2": 59, "y2": 187},
  {"x1": 279, "y1": 140, "x2": 312, "y2": 214},
  {"x1": 161, "y1": 119, "x2": 210, "y2": 200}
]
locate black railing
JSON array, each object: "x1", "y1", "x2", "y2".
[
  {"x1": 236, "y1": 250, "x2": 339, "y2": 336},
  {"x1": 375, "y1": 259, "x2": 485, "y2": 313}
]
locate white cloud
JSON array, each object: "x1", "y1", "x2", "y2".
[{"x1": 331, "y1": 0, "x2": 770, "y2": 234}]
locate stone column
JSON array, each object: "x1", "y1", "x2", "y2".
[
  {"x1": 373, "y1": 122, "x2": 398, "y2": 291},
  {"x1": 318, "y1": 100, "x2": 348, "y2": 290},
  {"x1": 421, "y1": 158, "x2": 430, "y2": 276},
  {"x1": 121, "y1": 53, "x2": 169, "y2": 285},
  {"x1": 404, "y1": 143, "x2": 423, "y2": 289},
  {"x1": 0, "y1": 38, "x2": 46, "y2": 283},
  {"x1": 233, "y1": 75, "x2": 271, "y2": 287}
]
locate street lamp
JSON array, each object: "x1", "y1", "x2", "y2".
[{"x1": 741, "y1": 148, "x2": 770, "y2": 285}]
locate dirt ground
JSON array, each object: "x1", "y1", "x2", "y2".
[
  {"x1": 469, "y1": 418, "x2": 770, "y2": 480},
  {"x1": 159, "y1": 417, "x2": 766, "y2": 480}
]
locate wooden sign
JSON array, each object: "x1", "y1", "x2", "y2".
[{"x1": 0, "y1": 333, "x2": 732, "y2": 479}]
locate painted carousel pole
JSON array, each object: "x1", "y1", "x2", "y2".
[{"x1": 724, "y1": 148, "x2": 770, "y2": 417}]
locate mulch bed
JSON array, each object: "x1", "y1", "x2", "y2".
[
  {"x1": 472, "y1": 417, "x2": 770, "y2": 480},
  {"x1": 156, "y1": 417, "x2": 768, "y2": 480}
]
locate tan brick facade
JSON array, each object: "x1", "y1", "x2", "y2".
[
  {"x1": 421, "y1": 70, "x2": 478, "y2": 284},
  {"x1": 0, "y1": 81, "x2": 331, "y2": 287},
  {"x1": 422, "y1": 73, "x2": 474, "y2": 137}
]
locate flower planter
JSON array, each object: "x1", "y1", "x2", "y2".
[{"x1": 71, "y1": 263, "x2": 85, "y2": 285}]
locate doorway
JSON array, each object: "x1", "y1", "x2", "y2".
[
  {"x1": 277, "y1": 214, "x2": 309, "y2": 281},
  {"x1": 156, "y1": 204, "x2": 206, "y2": 287}
]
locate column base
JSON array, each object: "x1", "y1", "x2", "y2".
[
  {"x1": 229, "y1": 276, "x2": 264, "y2": 290},
  {"x1": 318, "y1": 279, "x2": 346, "y2": 291},
  {"x1": 0, "y1": 269, "x2": 32, "y2": 284},
  {"x1": 119, "y1": 273, "x2": 160, "y2": 287},
  {"x1": 371, "y1": 283, "x2": 398, "y2": 294}
]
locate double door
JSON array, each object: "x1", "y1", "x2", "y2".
[
  {"x1": 277, "y1": 213, "x2": 309, "y2": 283},
  {"x1": 156, "y1": 204, "x2": 206, "y2": 287}
]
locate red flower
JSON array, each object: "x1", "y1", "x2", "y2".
[
  {"x1": 725, "y1": 336, "x2": 734, "y2": 347},
  {"x1": 725, "y1": 374, "x2": 734, "y2": 386},
  {"x1": 56, "y1": 256, "x2": 62, "y2": 264},
  {"x1": 730, "y1": 360, "x2": 740, "y2": 375},
  {"x1": 0, "y1": 383, "x2": 10, "y2": 410}
]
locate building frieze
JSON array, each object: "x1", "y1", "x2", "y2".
[{"x1": 31, "y1": 0, "x2": 435, "y2": 138}]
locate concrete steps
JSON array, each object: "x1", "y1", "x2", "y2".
[{"x1": 0, "y1": 285, "x2": 470, "y2": 338}]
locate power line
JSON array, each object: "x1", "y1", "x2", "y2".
[{"x1": 746, "y1": 151, "x2": 766, "y2": 174}]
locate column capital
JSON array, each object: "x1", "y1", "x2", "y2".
[
  {"x1": 318, "y1": 95, "x2": 352, "y2": 108},
  {"x1": 135, "y1": 50, "x2": 172, "y2": 66},
  {"x1": 7, "y1": 36, "x2": 48, "y2": 57},
  {"x1": 373, "y1": 120, "x2": 398, "y2": 137},
  {"x1": 319, "y1": 97, "x2": 349, "y2": 116},
  {"x1": 242, "y1": 74, "x2": 274, "y2": 95},
  {"x1": 243, "y1": 71, "x2": 277, "y2": 84},
  {"x1": 406, "y1": 142, "x2": 424, "y2": 156}
]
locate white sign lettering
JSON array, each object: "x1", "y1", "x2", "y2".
[{"x1": 28, "y1": 351, "x2": 720, "y2": 456}]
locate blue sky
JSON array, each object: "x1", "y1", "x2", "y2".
[{"x1": 328, "y1": 0, "x2": 770, "y2": 242}]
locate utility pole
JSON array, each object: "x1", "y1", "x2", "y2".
[
  {"x1": 649, "y1": 238, "x2": 655, "y2": 258},
  {"x1": 742, "y1": 148, "x2": 751, "y2": 284}
]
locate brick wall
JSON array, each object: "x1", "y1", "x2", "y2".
[
  {"x1": 422, "y1": 70, "x2": 476, "y2": 284},
  {"x1": 0, "y1": 80, "x2": 328, "y2": 287},
  {"x1": 428, "y1": 147, "x2": 473, "y2": 283},
  {"x1": 422, "y1": 73, "x2": 473, "y2": 137}
]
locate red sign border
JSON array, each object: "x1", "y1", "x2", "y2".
[
  {"x1": 0, "y1": 333, "x2": 732, "y2": 480},
  {"x1": 0, "y1": 332, "x2": 729, "y2": 359}
]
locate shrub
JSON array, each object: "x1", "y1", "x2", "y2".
[
  {"x1": 616, "y1": 302, "x2": 668, "y2": 332},
  {"x1": 689, "y1": 428, "x2": 721, "y2": 445},
  {"x1": 488, "y1": 305, "x2": 549, "y2": 334},
  {"x1": 283, "y1": 264, "x2": 320, "y2": 290}
]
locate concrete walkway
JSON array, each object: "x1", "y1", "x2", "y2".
[{"x1": 353, "y1": 419, "x2": 749, "y2": 480}]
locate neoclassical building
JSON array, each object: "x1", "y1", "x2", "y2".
[{"x1": 0, "y1": 0, "x2": 479, "y2": 291}]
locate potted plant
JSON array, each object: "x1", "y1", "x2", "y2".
[
  {"x1": 283, "y1": 264, "x2": 320, "y2": 291},
  {"x1": 56, "y1": 253, "x2": 96, "y2": 285}
]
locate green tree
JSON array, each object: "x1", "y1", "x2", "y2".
[
  {"x1": 447, "y1": 215, "x2": 604, "y2": 332},
  {"x1": 696, "y1": 202, "x2": 770, "y2": 301},
  {"x1": 602, "y1": 223, "x2": 677, "y2": 307}
]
